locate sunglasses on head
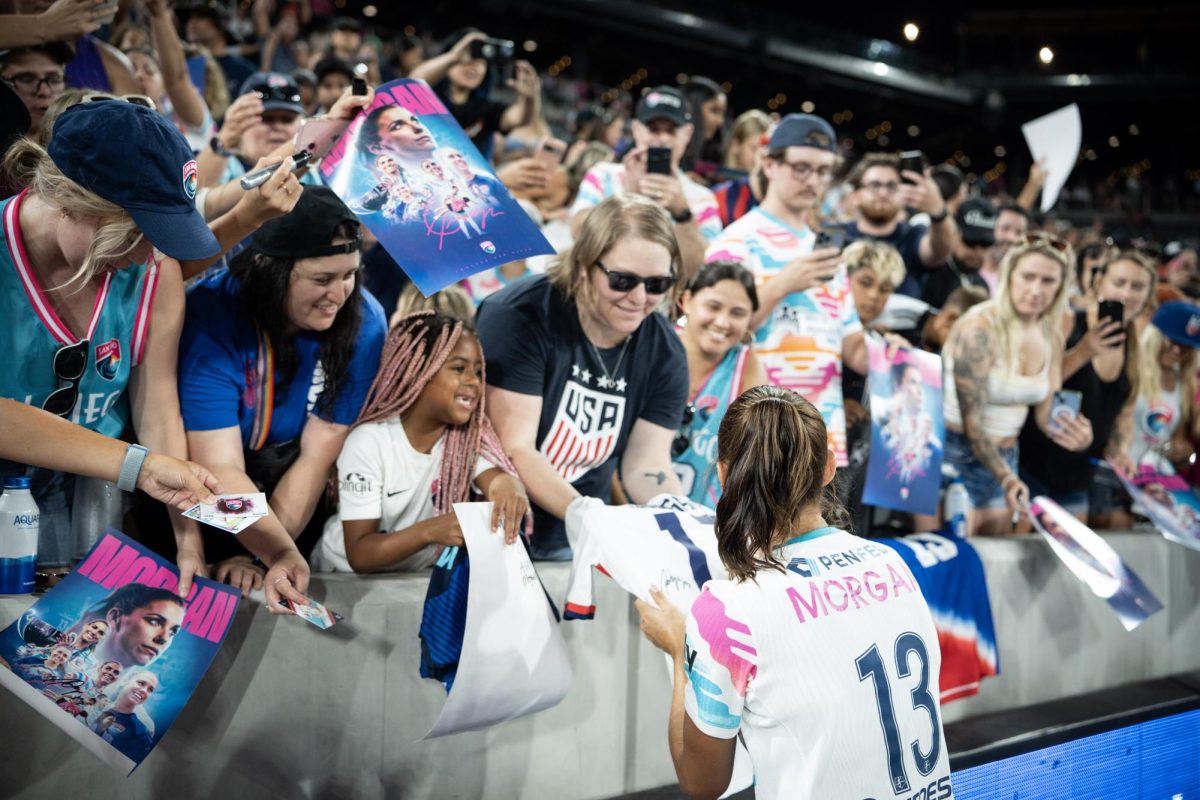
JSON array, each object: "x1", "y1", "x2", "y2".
[
  {"x1": 595, "y1": 260, "x2": 675, "y2": 295},
  {"x1": 81, "y1": 92, "x2": 158, "y2": 111},
  {"x1": 42, "y1": 339, "x2": 89, "y2": 418},
  {"x1": 671, "y1": 402, "x2": 697, "y2": 458},
  {"x1": 1020, "y1": 231, "x2": 1069, "y2": 252}
]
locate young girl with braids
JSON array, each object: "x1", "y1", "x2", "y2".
[{"x1": 312, "y1": 311, "x2": 529, "y2": 573}]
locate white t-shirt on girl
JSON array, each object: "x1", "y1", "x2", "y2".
[{"x1": 312, "y1": 418, "x2": 493, "y2": 573}]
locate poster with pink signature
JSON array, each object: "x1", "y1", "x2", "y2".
[{"x1": 320, "y1": 79, "x2": 553, "y2": 295}]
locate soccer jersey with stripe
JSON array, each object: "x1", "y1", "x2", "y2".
[
  {"x1": 0, "y1": 192, "x2": 158, "y2": 439},
  {"x1": 671, "y1": 344, "x2": 749, "y2": 508},
  {"x1": 569, "y1": 162, "x2": 723, "y2": 243},
  {"x1": 685, "y1": 527, "x2": 952, "y2": 800},
  {"x1": 563, "y1": 496, "x2": 722, "y2": 619},
  {"x1": 706, "y1": 207, "x2": 861, "y2": 466}
]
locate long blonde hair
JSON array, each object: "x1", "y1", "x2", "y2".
[
  {"x1": 1, "y1": 138, "x2": 143, "y2": 292},
  {"x1": 1131, "y1": 324, "x2": 1198, "y2": 437},
  {"x1": 988, "y1": 236, "x2": 1075, "y2": 372}
]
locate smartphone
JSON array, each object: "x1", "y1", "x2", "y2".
[
  {"x1": 899, "y1": 150, "x2": 927, "y2": 184},
  {"x1": 814, "y1": 227, "x2": 846, "y2": 252},
  {"x1": 646, "y1": 146, "x2": 672, "y2": 176},
  {"x1": 352, "y1": 77, "x2": 367, "y2": 96},
  {"x1": 534, "y1": 137, "x2": 567, "y2": 170},
  {"x1": 1050, "y1": 389, "x2": 1082, "y2": 427},
  {"x1": 1098, "y1": 299, "x2": 1124, "y2": 327}
]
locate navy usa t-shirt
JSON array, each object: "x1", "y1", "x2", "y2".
[{"x1": 477, "y1": 274, "x2": 688, "y2": 557}]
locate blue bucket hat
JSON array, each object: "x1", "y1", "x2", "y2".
[
  {"x1": 1152, "y1": 300, "x2": 1200, "y2": 349},
  {"x1": 48, "y1": 102, "x2": 219, "y2": 261}
]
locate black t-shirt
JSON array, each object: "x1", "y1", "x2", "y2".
[
  {"x1": 922, "y1": 257, "x2": 989, "y2": 310},
  {"x1": 476, "y1": 275, "x2": 689, "y2": 555},
  {"x1": 441, "y1": 93, "x2": 508, "y2": 161},
  {"x1": 1018, "y1": 310, "x2": 1131, "y2": 494},
  {"x1": 844, "y1": 220, "x2": 928, "y2": 299}
]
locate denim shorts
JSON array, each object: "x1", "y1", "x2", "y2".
[
  {"x1": 1019, "y1": 467, "x2": 1090, "y2": 515},
  {"x1": 944, "y1": 429, "x2": 1018, "y2": 511}
]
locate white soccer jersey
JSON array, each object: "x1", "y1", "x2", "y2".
[
  {"x1": 563, "y1": 496, "x2": 726, "y2": 619},
  {"x1": 684, "y1": 527, "x2": 953, "y2": 800}
]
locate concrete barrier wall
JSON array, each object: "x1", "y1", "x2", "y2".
[{"x1": 2, "y1": 532, "x2": 1198, "y2": 799}]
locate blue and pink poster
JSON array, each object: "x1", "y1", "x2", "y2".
[
  {"x1": 1114, "y1": 463, "x2": 1200, "y2": 551},
  {"x1": 863, "y1": 340, "x2": 944, "y2": 515},
  {"x1": 320, "y1": 79, "x2": 553, "y2": 296},
  {"x1": 0, "y1": 529, "x2": 239, "y2": 774}
]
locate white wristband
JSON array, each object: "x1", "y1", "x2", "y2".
[{"x1": 117, "y1": 444, "x2": 149, "y2": 492}]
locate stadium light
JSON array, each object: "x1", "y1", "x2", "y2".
[{"x1": 903, "y1": 23, "x2": 919, "y2": 42}]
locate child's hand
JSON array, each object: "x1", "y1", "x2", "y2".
[{"x1": 487, "y1": 473, "x2": 529, "y2": 544}]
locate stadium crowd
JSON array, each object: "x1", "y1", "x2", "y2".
[{"x1": 2, "y1": 0, "x2": 1198, "y2": 590}]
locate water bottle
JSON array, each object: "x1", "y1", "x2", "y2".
[
  {"x1": 944, "y1": 476, "x2": 971, "y2": 540},
  {"x1": 0, "y1": 476, "x2": 40, "y2": 594},
  {"x1": 71, "y1": 477, "x2": 122, "y2": 563}
]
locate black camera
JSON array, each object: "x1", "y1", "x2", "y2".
[{"x1": 470, "y1": 37, "x2": 515, "y2": 63}]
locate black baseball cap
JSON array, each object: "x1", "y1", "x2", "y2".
[
  {"x1": 331, "y1": 17, "x2": 364, "y2": 34},
  {"x1": 956, "y1": 197, "x2": 997, "y2": 247},
  {"x1": 767, "y1": 113, "x2": 837, "y2": 152},
  {"x1": 48, "y1": 102, "x2": 219, "y2": 261},
  {"x1": 248, "y1": 185, "x2": 362, "y2": 259},
  {"x1": 239, "y1": 72, "x2": 303, "y2": 114},
  {"x1": 176, "y1": 2, "x2": 240, "y2": 45},
  {"x1": 636, "y1": 86, "x2": 691, "y2": 127}
]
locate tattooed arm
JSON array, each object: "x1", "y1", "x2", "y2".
[
  {"x1": 621, "y1": 419, "x2": 685, "y2": 503},
  {"x1": 950, "y1": 315, "x2": 1028, "y2": 510}
]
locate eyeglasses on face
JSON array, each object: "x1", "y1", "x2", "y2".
[
  {"x1": 595, "y1": 260, "x2": 675, "y2": 295},
  {"x1": 2, "y1": 72, "x2": 66, "y2": 94},
  {"x1": 42, "y1": 339, "x2": 89, "y2": 418},
  {"x1": 775, "y1": 158, "x2": 834, "y2": 182}
]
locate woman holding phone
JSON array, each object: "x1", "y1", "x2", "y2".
[{"x1": 1018, "y1": 250, "x2": 1156, "y2": 524}]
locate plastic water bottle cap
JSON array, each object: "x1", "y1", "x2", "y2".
[{"x1": 2, "y1": 476, "x2": 31, "y2": 490}]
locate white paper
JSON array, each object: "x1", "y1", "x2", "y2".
[
  {"x1": 425, "y1": 503, "x2": 572, "y2": 738},
  {"x1": 1021, "y1": 103, "x2": 1082, "y2": 212}
]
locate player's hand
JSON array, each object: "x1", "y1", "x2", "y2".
[
  {"x1": 487, "y1": 473, "x2": 528, "y2": 544},
  {"x1": 780, "y1": 247, "x2": 842, "y2": 294},
  {"x1": 262, "y1": 548, "x2": 310, "y2": 613},
  {"x1": 634, "y1": 587, "x2": 686, "y2": 660},
  {"x1": 215, "y1": 555, "x2": 264, "y2": 597}
]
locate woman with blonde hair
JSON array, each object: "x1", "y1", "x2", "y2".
[
  {"x1": 477, "y1": 194, "x2": 690, "y2": 559},
  {"x1": 943, "y1": 234, "x2": 1095, "y2": 535},
  {"x1": 0, "y1": 100, "x2": 307, "y2": 607}
]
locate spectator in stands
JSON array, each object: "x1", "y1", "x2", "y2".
[
  {"x1": 844, "y1": 152, "x2": 957, "y2": 299},
  {"x1": 5, "y1": 0, "x2": 139, "y2": 96},
  {"x1": 1074, "y1": 240, "x2": 1117, "y2": 303},
  {"x1": 1, "y1": 43, "x2": 71, "y2": 138},
  {"x1": 312, "y1": 56, "x2": 353, "y2": 114},
  {"x1": 706, "y1": 113, "x2": 868, "y2": 470},
  {"x1": 713, "y1": 109, "x2": 770, "y2": 227},
  {"x1": 978, "y1": 203, "x2": 1030, "y2": 296},
  {"x1": 125, "y1": 0, "x2": 214, "y2": 153},
  {"x1": 1020, "y1": 250, "x2": 1156, "y2": 523},
  {"x1": 943, "y1": 234, "x2": 1094, "y2": 535},
  {"x1": 390, "y1": 32, "x2": 425, "y2": 78},
  {"x1": 923, "y1": 196, "x2": 995, "y2": 309},
  {"x1": 680, "y1": 76, "x2": 727, "y2": 181},
  {"x1": 1109, "y1": 301, "x2": 1200, "y2": 483},
  {"x1": 255, "y1": 3, "x2": 306, "y2": 74},
  {"x1": 176, "y1": 186, "x2": 385, "y2": 591},
  {"x1": 477, "y1": 195, "x2": 688, "y2": 560},
  {"x1": 313, "y1": 312, "x2": 528, "y2": 572},
  {"x1": 292, "y1": 66, "x2": 317, "y2": 115},
  {"x1": 921, "y1": 286, "x2": 988, "y2": 355},
  {"x1": 671, "y1": 262, "x2": 767, "y2": 508},
  {"x1": 183, "y1": 42, "x2": 229, "y2": 121},
  {"x1": 409, "y1": 30, "x2": 541, "y2": 163},
  {"x1": 178, "y1": 1, "x2": 257, "y2": 95},
  {"x1": 393, "y1": 283, "x2": 474, "y2": 327},
  {"x1": 571, "y1": 86, "x2": 721, "y2": 278}
]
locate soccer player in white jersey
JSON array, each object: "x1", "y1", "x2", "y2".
[{"x1": 636, "y1": 385, "x2": 953, "y2": 800}]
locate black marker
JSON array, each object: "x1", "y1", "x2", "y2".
[{"x1": 239, "y1": 150, "x2": 312, "y2": 191}]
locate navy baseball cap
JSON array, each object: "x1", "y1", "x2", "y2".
[
  {"x1": 1152, "y1": 301, "x2": 1200, "y2": 349},
  {"x1": 48, "y1": 102, "x2": 219, "y2": 261},
  {"x1": 239, "y1": 72, "x2": 304, "y2": 114},
  {"x1": 636, "y1": 86, "x2": 691, "y2": 127},
  {"x1": 767, "y1": 113, "x2": 837, "y2": 152}
]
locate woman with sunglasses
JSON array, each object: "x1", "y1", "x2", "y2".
[
  {"x1": 0, "y1": 100, "x2": 310, "y2": 608},
  {"x1": 943, "y1": 234, "x2": 1095, "y2": 536},
  {"x1": 477, "y1": 194, "x2": 689, "y2": 560},
  {"x1": 671, "y1": 261, "x2": 767, "y2": 508}
]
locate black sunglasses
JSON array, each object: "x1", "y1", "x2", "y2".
[
  {"x1": 596, "y1": 260, "x2": 675, "y2": 295},
  {"x1": 42, "y1": 339, "x2": 89, "y2": 418},
  {"x1": 671, "y1": 402, "x2": 697, "y2": 458}
]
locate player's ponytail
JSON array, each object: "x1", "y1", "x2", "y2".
[{"x1": 715, "y1": 386, "x2": 849, "y2": 581}]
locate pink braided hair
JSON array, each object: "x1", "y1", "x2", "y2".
[{"x1": 356, "y1": 310, "x2": 520, "y2": 516}]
